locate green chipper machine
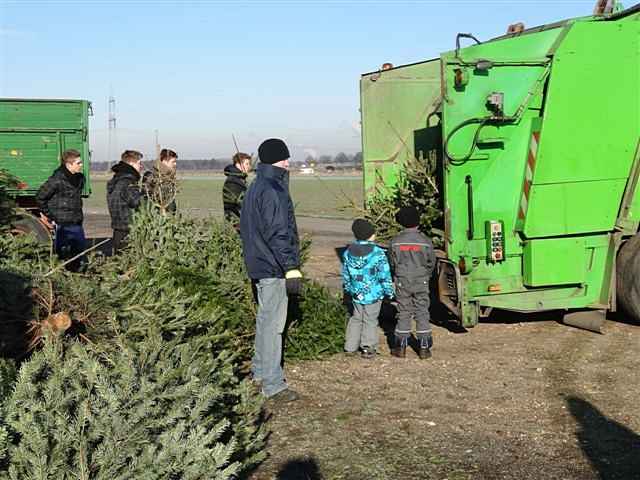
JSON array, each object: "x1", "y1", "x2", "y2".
[{"x1": 360, "y1": 1, "x2": 640, "y2": 331}]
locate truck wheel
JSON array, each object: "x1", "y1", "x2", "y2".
[
  {"x1": 616, "y1": 234, "x2": 640, "y2": 323},
  {"x1": 11, "y1": 214, "x2": 52, "y2": 244}
]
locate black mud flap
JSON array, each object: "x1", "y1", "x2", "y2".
[{"x1": 437, "y1": 258, "x2": 462, "y2": 320}]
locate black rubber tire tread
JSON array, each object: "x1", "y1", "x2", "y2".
[
  {"x1": 616, "y1": 233, "x2": 640, "y2": 324},
  {"x1": 11, "y1": 213, "x2": 52, "y2": 244}
]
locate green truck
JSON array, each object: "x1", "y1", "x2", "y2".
[
  {"x1": 0, "y1": 98, "x2": 92, "y2": 239},
  {"x1": 360, "y1": 2, "x2": 640, "y2": 330}
]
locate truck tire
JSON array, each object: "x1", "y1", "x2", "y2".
[
  {"x1": 11, "y1": 213, "x2": 52, "y2": 244},
  {"x1": 616, "y1": 234, "x2": 640, "y2": 323}
]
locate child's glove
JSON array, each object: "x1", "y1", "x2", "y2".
[{"x1": 285, "y1": 269, "x2": 303, "y2": 296}]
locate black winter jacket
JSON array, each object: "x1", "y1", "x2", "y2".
[
  {"x1": 35, "y1": 166, "x2": 84, "y2": 226},
  {"x1": 239, "y1": 163, "x2": 300, "y2": 280},
  {"x1": 107, "y1": 162, "x2": 142, "y2": 232},
  {"x1": 222, "y1": 164, "x2": 247, "y2": 221}
]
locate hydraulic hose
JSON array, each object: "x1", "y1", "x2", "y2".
[
  {"x1": 444, "y1": 115, "x2": 518, "y2": 165},
  {"x1": 443, "y1": 117, "x2": 491, "y2": 165}
]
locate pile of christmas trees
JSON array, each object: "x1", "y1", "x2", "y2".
[
  {"x1": 364, "y1": 154, "x2": 442, "y2": 245},
  {"x1": 0, "y1": 178, "x2": 346, "y2": 477}
]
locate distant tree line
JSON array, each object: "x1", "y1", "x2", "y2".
[
  {"x1": 90, "y1": 158, "x2": 232, "y2": 172},
  {"x1": 90, "y1": 152, "x2": 363, "y2": 173},
  {"x1": 304, "y1": 152, "x2": 363, "y2": 166}
]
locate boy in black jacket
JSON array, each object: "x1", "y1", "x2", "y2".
[
  {"x1": 107, "y1": 150, "x2": 144, "y2": 254},
  {"x1": 36, "y1": 149, "x2": 86, "y2": 271}
]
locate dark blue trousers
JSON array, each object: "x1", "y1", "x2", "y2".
[{"x1": 54, "y1": 224, "x2": 87, "y2": 271}]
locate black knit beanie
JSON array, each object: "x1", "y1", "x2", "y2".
[
  {"x1": 352, "y1": 218, "x2": 375, "y2": 241},
  {"x1": 396, "y1": 206, "x2": 420, "y2": 228},
  {"x1": 258, "y1": 138, "x2": 290, "y2": 165}
]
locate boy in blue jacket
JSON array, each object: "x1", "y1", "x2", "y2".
[{"x1": 342, "y1": 219, "x2": 394, "y2": 359}]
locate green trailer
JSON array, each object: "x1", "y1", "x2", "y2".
[
  {"x1": 0, "y1": 98, "x2": 92, "y2": 239},
  {"x1": 361, "y1": 3, "x2": 640, "y2": 330}
]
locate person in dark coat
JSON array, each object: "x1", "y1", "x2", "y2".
[
  {"x1": 239, "y1": 138, "x2": 301, "y2": 404},
  {"x1": 222, "y1": 152, "x2": 251, "y2": 223},
  {"x1": 36, "y1": 149, "x2": 87, "y2": 271},
  {"x1": 143, "y1": 148, "x2": 178, "y2": 213},
  {"x1": 107, "y1": 150, "x2": 144, "y2": 254},
  {"x1": 389, "y1": 206, "x2": 436, "y2": 359}
]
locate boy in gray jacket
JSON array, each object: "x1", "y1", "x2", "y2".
[{"x1": 389, "y1": 207, "x2": 436, "y2": 359}]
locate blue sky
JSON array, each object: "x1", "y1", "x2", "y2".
[{"x1": 1, "y1": 0, "x2": 600, "y2": 162}]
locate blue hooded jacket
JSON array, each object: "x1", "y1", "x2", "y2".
[
  {"x1": 240, "y1": 163, "x2": 300, "y2": 280},
  {"x1": 342, "y1": 241, "x2": 394, "y2": 305}
]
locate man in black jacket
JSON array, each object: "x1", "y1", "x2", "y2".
[
  {"x1": 240, "y1": 138, "x2": 302, "y2": 403},
  {"x1": 222, "y1": 152, "x2": 251, "y2": 223},
  {"x1": 107, "y1": 150, "x2": 144, "y2": 254},
  {"x1": 36, "y1": 149, "x2": 86, "y2": 270}
]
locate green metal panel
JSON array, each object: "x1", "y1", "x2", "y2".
[
  {"x1": 360, "y1": 6, "x2": 640, "y2": 326},
  {"x1": 360, "y1": 60, "x2": 441, "y2": 197},
  {"x1": 522, "y1": 20, "x2": 640, "y2": 238},
  {"x1": 0, "y1": 99, "x2": 88, "y2": 130},
  {"x1": 0, "y1": 132, "x2": 61, "y2": 193},
  {"x1": 523, "y1": 238, "x2": 586, "y2": 286},
  {"x1": 441, "y1": 27, "x2": 562, "y2": 263},
  {"x1": 526, "y1": 180, "x2": 627, "y2": 237},
  {"x1": 0, "y1": 99, "x2": 92, "y2": 197}
]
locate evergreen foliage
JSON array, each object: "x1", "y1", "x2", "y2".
[
  {"x1": 363, "y1": 154, "x2": 442, "y2": 245},
  {"x1": 4, "y1": 339, "x2": 255, "y2": 479},
  {"x1": 0, "y1": 170, "x2": 19, "y2": 230},
  {"x1": 0, "y1": 199, "x2": 347, "y2": 477}
]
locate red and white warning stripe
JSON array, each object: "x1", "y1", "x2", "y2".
[{"x1": 518, "y1": 131, "x2": 540, "y2": 221}]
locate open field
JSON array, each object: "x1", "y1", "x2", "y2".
[{"x1": 85, "y1": 175, "x2": 363, "y2": 219}]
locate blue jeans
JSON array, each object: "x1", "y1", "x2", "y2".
[
  {"x1": 54, "y1": 224, "x2": 87, "y2": 271},
  {"x1": 252, "y1": 278, "x2": 289, "y2": 397}
]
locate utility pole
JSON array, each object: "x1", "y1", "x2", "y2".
[{"x1": 107, "y1": 88, "x2": 117, "y2": 168}]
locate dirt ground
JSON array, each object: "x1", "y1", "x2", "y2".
[{"x1": 84, "y1": 211, "x2": 640, "y2": 480}]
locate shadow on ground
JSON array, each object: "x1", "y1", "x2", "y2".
[
  {"x1": 276, "y1": 457, "x2": 322, "y2": 480},
  {"x1": 567, "y1": 396, "x2": 640, "y2": 480}
]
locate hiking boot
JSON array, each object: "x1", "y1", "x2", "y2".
[
  {"x1": 267, "y1": 388, "x2": 300, "y2": 404},
  {"x1": 391, "y1": 345, "x2": 407, "y2": 358},
  {"x1": 361, "y1": 347, "x2": 376, "y2": 359},
  {"x1": 419, "y1": 347, "x2": 432, "y2": 360},
  {"x1": 391, "y1": 337, "x2": 407, "y2": 358}
]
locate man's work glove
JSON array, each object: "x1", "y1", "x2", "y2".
[{"x1": 285, "y1": 269, "x2": 303, "y2": 296}]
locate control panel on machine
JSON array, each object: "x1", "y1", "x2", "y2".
[{"x1": 486, "y1": 220, "x2": 505, "y2": 263}]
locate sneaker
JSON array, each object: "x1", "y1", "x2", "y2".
[
  {"x1": 267, "y1": 388, "x2": 300, "y2": 404},
  {"x1": 391, "y1": 345, "x2": 407, "y2": 358},
  {"x1": 344, "y1": 350, "x2": 358, "y2": 357},
  {"x1": 361, "y1": 347, "x2": 376, "y2": 359}
]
